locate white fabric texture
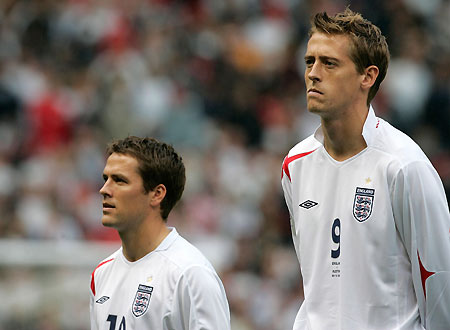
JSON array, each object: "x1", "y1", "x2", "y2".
[
  {"x1": 90, "y1": 228, "x2": 231, "y2": 330},
  {"x1": 281, "y1": 107, "x2": 450, "y2": 330}
]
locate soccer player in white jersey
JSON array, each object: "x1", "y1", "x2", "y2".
[
  {"x1": 90, "y1": 136, "x2": 230, "y2": 330},
  {"x1": 281, "y1": 8, "x2": 450, "y2": 330}
]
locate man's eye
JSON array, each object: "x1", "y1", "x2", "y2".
[{"x1": 115, "y1": 177, "x2": 127, "y2": 183}]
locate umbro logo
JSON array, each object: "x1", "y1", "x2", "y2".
[
  {"x1": 96, "y1": 296, "x2": 110, "y2": 304},
  {"x1": 299, "y1": 200, "x2": 318, "y2": 209}
]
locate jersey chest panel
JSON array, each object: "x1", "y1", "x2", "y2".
[
  {"x1": 93, "y1": 255, "x2": 178, "y2": 329},
  {"x1": 290, "y1": 149, "x2": 410, "y2": 306}
]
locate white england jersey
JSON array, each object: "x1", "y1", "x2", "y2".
[
  {"x1": 90, "y1": 228, "x2": 231, "y2": 330},
  {"x1": 281, "y1": 107, "x2": 450, "y2": 330}
]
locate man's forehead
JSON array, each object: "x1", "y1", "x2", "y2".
[
  {"x1": 306, "y1": 32, "x2": 352, "y2": 55},
  {"x1": 104, "y1": 153, "x2": 139, "y2": 173}
]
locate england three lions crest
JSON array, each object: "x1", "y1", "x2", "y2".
[
  {"x1": 132, "y1": 284, "x2": 153, "y2": 317},
  {"x1": 353, "y1": 187, "x2": 375, "y2": 222}
]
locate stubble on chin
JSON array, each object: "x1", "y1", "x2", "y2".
[
  {"x1": 306, "y1": 100, "x2": 323, "y2": 115},
  {"x1": 101, "y1": 215, "x2": 116, "y2": 228},
  {"x1": 306, "y1": 94, "x2": 332, "y2": 113},
  {"x1": 306, "y1": 94, "x2": 322, "y2": 111}
]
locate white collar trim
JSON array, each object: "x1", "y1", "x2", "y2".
[{"x1": 313, "y1": 105, "x2": 379, "y2": 147}]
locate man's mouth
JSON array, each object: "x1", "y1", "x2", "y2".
[
  {"x1": 308, "y1": 88, "x2": 323, "y2": 95},
  {"x1": 103, "y1": 202, "x2": 115, "y2": 209}
]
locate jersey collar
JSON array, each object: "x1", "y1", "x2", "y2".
[
  {"x1": 155, "y1": 227, "x2": 179, "y2": 251},
  {"x1": 313, "y1": 105, "x2": 378, "y2": 147},
  {"x1": 120, "y1": 227, "x2": 179, "y2": 264},
  {"x1": 361, "y1": 105, "x2": 379, "y2": 147}
]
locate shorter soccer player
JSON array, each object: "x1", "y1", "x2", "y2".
[{"x1": 90, "y1": 136, "x2": 231, "y2": 330}]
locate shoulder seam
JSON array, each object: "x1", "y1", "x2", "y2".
[
  {"x1": 90, "y1": 258, "x2": 114, "y2": 296},
  {"x1": 369, "y1": 145, "x2": 430, "y2": 168},
  {"x1": 159, "y1": 249, "x2": 210, "y2": 273},
  {"x1": 282, "y1": 149, "x2": 318, "y2": 181}
]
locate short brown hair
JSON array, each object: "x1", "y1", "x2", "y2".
[
  {"x1": 310, "y1": 8, "x2": 390, "y2": 105},
  {"x1": 107, "y1": 136, "x2": 186, "y2": 220}
]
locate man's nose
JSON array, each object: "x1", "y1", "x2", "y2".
[
  {"x1": 307, "y1": 62, "x2": 321, "y2": 82},
  {"x1": 99, "y1": 180, "x2": 111, "y2": 197}
]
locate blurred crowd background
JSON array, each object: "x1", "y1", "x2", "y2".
[{"x1": 0, "y1": 0, "x2": 449, "y2": 329}]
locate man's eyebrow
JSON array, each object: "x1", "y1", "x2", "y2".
[
  {"x1": 319, "y1": 55, "x2": 340, "y2": 62},
  {"x1": 102, "y1": 173, "x2": 127, "y2": 180},
  {"x1": 304, "y1": 55, "x2": 340, "y2": 62},
  {"x1": 111, "y1": 173, "x2": 127, "y2": 180}
]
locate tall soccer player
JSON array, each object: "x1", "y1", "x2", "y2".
[
  {"x1": 281, "y1": 8, "x2": 450, "y2": 330},
  {"x1": 90, "y1": 136, "x2": 230, "y2": 330}
]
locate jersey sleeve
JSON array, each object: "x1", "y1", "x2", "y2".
[
  {"x1": 89, "y1": 257, "x2": 114, "y2": 330},
  {"x1": 281, "y1": 155, "x2": 303, "y2": 262},
  {"x1": 281, "y1": 155, "x2": 294, "y2": 217},
  {"x1": 391, "y1": 160, "x2": 450, "y2": 329},
  {"x1": 90, "y1": 273, "x2": 98, "y2": 330},
  {"x1": 168, "y1": 265, "x2": 231, "y2": 330}
]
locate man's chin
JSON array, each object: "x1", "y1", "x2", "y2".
[
  {"x1": 307, "y1": 101, "x2": 330, "y2": 116},
  {"x1": 307, "y1": 105, "x2": 322, "y2": 114},
  {"x1": 101, "y1": 216, "x2": 117, "y2": 228}
]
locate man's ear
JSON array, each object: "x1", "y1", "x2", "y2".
[
  {"x1": 361, "y1": 65, "x2": 379, "y2": 91},
  {"x1": 149, "y1": 184, "x2": 167, "y2": 207}
]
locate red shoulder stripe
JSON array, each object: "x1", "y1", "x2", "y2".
[
  {"x1": 282, "y1": 149, "x2": 317, "y2": 181},
  {"x1": 90, "y1": 258, "x2": 114, "y2": 296},
  {"x1": 418, "y1": 251, "x2": 435, "y2": 299}
]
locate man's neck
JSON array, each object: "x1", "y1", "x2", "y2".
[
  {"x1": 320, "y1": 106, "x2": 369, "y2": 161},
  {"x1": 119, "y1": 220, "x2": 170, "y2": 262}
]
